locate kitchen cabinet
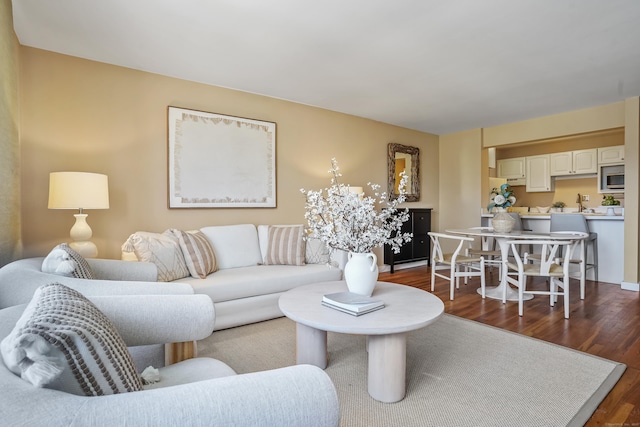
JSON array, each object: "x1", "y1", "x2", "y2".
[
  {"x1": 526, "y1": 155, "x2": 553, "y2": 192},
  {"x1": 598, "y1": 145, "x2": 624, "y2": 164},
  {"x1": 497, "y1": 157, "x2": 526, "y2": 179},
  {"x1": 384, "y1": 208, "x2": 431, "y2": 273},
  {"x1": 549, "y1": 149, "x2": 597, "y2": 176}
]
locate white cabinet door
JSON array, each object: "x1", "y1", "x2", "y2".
[
  {"x1": 549, "y1": 152, "x2": 573, "y2": 176},
  {"x1": 497, "y1": 157, "x2": 526, "y2": 179},
  {"x1": 572, "y1": 149, "x2": 597, "y2": 174},
  {"x1": 550, "y1": 149, "x2": 597, "y2": 175},
  {"x1": 598, "y1": 146, "x2": 625, "y2": 164},
  {"x1": 526, "y1": 155, "x2": 553, "y2": 192}
]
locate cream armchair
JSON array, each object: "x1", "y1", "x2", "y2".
[{"x1": 0, "y1": 293, "x2": 340, "y2": 427}]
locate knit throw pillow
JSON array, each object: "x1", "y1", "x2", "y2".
[
  {"x1": 170, "y1": 229, "x2": 218, "y2": 279},
  {"x1": 0, "y1": 283, "x2": 143, "y2": 396},
  {"x1": 264, "y1": 225, "x2": 306, "y2": 266},
  {"x1": 41, "y1": 243, "x2": 95, "y2": 279},
  {"x1": 121, "y1": 230, "x2": 189, "y2": 281}
]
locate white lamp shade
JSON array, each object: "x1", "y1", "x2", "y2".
[{"x1": 48, "y1": 172, "x2": 110, "y2": 210}]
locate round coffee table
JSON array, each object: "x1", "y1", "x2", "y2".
[{"x1": 278, "y1": 281, "x2": 444, "y2": 403}]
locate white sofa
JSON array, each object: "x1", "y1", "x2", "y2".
[{"x1": 170, "y1": 224, "x2": 345, "y2": 330}]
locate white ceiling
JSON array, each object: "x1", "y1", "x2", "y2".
[{"x1": 11, "y1": 0, "x2": 640, "y2": 135}]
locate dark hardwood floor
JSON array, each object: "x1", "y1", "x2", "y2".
[{"x1": 378, "y1": 265, "x2": 640, "y2": 426}]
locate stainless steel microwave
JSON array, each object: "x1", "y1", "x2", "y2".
[{"x1": 599, "y1": 164, "x2": 624, "y2": 192}]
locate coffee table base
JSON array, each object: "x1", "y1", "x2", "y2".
[{"x1": 295, "y1": 323, "x2": 408, "y2": 403}]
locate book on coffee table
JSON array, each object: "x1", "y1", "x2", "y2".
[{"x1": 322, "y1": 291, "x2": 384, "y2": 316}]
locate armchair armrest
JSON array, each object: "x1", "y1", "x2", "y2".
[
  {"x1": 89, "y1": 294, "x2": 214, "y2": 346},
  {"x1": 72, "y1": 365, "x2": 340, "y2": 427},
  {"x1": 87, "y1": 258, "x2": 158, "y2": 281}
]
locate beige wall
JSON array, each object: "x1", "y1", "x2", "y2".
[
  {"x1": 18, "y1": 47, "x2": 439, "y2": 260},
  {"x1": 437, "y1": 129, "x2": 482, "y2": 233},
  {"x1": 0, "y1": 0, "x2": 21, "y2": 266}
]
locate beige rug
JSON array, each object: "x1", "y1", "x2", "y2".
[{"x1": 198, "y1": 315, "x2": 625, "y2": 427}]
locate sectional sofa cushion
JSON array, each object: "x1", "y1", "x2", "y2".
[
  {"x1": 41, "y1": 243, "x2": 95, "y2": 279},
  {"x1": 171, "y1": 229, "x2": 218, "y2": 279},
  {"x1": 121, "y1": 230, "x2": 190, "y2": 282},
  {"x1": 264, "y1": 225, "x2": 306, "y2": 266},
  {"x1": 0, "y1": 283, "x2": 143, "y2": 396},
  {"x1": 200, "y1": 224, "x2": 263, "y2": 269}
]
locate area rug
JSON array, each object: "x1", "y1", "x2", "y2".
[{"x1": 197, "y1": 315, "x2": 625, "y2": 427}]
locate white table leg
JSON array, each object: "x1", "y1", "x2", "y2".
[
  {"x1": 476, "y1": 237, "x2": 533, "y2": 302},
  {"x1": 367, "y1": 332, "x2": 407, "y2": 403},
  {"x1": 296, "y1": 323, "x2": 327, "y2": 369}
]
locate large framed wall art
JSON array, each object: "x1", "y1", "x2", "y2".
[{"x1": 168, "y1": 106, "x2": 277, "y2": 208}]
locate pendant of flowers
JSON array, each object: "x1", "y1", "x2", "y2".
[
  {"x1": 487, "y1": 183, "x2": 516, "y2": 212},
  {"x1": 300, "y1": 158, "x2": 413, "y2": 255}
]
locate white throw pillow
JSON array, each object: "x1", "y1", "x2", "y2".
[
  {"x1": 200, "y1": 224, "x2": 262, "y2": 269},
  {"x1": 0, "y1": 283, "x2": 143, "y2": 396},
  {"x1": 121, "y1": 230, "x2": 190, "y2": 281},
  {"x1": 305, "y1": 238, "x2": 331, "y2": 264},
  {"x1": 264, "y1": 225, "x2": 306, "y2": 266},
  {"x1": 41, "y1": 243, "x2": 95, "y2": 279}
]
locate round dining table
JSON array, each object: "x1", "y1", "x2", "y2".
[{"x1": 446, "y1": 228, "x2": 588, "y2": 302}]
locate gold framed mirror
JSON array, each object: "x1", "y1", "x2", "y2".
[{"x1": 387, "y1": 143, "x2": 420, "y2": 202}]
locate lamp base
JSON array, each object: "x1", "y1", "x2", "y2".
[
  {"x1": 69, "y1": 213, "x2": 98, "y2": 258},
  {"x1": 69, "y1": 241, "x2": 98, "y2": 258}
]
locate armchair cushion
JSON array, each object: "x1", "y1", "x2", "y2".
[
  {"x1": 41, "y1": 243, "x2": 95, "y2": 280},
  {"x1": 1, "y1": 283, "x2": 143, "y2": 396}
]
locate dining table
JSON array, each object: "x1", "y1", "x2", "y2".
[{"x1": 446, "y1": 227, "x2": 588, "y2": 302}]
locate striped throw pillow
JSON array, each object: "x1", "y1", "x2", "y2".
[
  {"x1": 172, "y1": 230, "x2": 218, "y2": 279},
  {"x1": 264, "y1": 225, "x2": 306, "y2": 266},
  {"x1": 0, "y1": 283, "x2": 143, "y2": 396}
]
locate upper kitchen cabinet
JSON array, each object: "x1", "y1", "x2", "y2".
[
  {"x1": 549, "y1": 149, "x2": 597, "y2": 176},
  {"x1": 526, "y1": 155, "x2": 553, "y2": 192},
  {"x1": 497, "y1": 157, "x2": 526, "y2": 180},
  {"x1": 598, "y1": 145, "x2": 625, "y2": 164}
]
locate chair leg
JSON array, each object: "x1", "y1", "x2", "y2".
[
  {"x1": 449, "y1": 265, "x2": 456, "y2": 300},
  {"x1": 431, "y1": 262, "x2": 436, "y2": 292},
  {"x1": 480, "y1": 259, "x2": 486, "y2": 298},
  {"x1": 518, "y1": 272, "x2": 525, "y2": 316}
]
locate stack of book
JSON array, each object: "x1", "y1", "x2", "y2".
[{"x1": 321, "y1": 291, "x2": 385, "y2": 316}]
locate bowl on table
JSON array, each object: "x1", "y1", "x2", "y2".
[{"x1": 536, "y1": 206, "x2": 550, "y2": 213}]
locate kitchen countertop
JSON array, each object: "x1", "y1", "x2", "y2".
[{"x1": 481, "y1": 212, "x2": 623, "y2": 220}]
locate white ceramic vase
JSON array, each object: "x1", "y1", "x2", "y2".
[
  {"x1": 492, "y1": 208, "x2": 516, "y2": 233},
  {"x1": 344, "y1": 252, "x2": 379, "y2": 296}
]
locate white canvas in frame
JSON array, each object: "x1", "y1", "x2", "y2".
[{"x1": 168, "y1": 107, "x2": 276, "y2": 208}]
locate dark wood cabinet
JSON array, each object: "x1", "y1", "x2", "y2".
[{"x1": 384, "y1": 208, "x2": 432, "y2": 273}]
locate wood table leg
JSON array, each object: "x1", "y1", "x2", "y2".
[
  {"x1": 296, "y1": 323, "x2": 327, "y2": 369},
  {"x1": 367, "y1": 332, "x2": 407, "y2": 403}
]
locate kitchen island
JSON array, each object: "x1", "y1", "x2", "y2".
[{"x1": 480, "y1": 212, "x2": 623, "y2": 285}]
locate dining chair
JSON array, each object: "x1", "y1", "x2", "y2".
[
  {"x1": 465, "y1": 227, "x2": 502, "y2": 277},
  {"x1": 504, "y1": 239, "x2": 573, "y2": 318},
  {"x1": 526, "y1": 214, "x2": 597, "y2": 299},
  {"x1": 428, "y1": 232, "x2": 486, "y2": 301}
]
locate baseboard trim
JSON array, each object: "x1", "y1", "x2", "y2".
[{"x1": 621, "y1": 281, "x2": 640, "y2": 292}]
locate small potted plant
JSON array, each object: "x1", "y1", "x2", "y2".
[
  {"x1": 552, "y1": 201, "x2": 566, "y2": 212},
  {"x1": 601, "y1": 195, "x2": 621, "y2": 215}
]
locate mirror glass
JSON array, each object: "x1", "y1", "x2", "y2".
[{"x1": 387, "y1": 143, "x2": 420, "y2": 202}]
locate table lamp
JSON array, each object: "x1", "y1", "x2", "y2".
[{"x1": 48, "y1": 172, "x2": 110, "y2": 258}]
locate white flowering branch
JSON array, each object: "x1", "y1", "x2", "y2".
[{"x1": 300, "y1": 158, "x2": 412, "y2": 254}]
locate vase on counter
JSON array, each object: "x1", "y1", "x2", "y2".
[
  {"x1": 491, "y1": 208, "x2": 516, "y2": 233},
  {"x1": 344, "y1": 252, "x2": 378, "y2": 296}
]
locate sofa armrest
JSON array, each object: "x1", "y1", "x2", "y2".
[
  {"x1": 71, "y1": 365, "x2": 340, "y2": 427},
  {"x1": 87, "y1": 258, "x2": 158, "y2": 281}
]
